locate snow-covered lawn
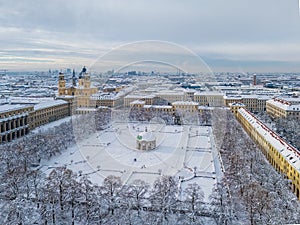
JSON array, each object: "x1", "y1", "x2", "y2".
[{"x1": 41, "y1": 122, "x2": 222, "y2": 202}]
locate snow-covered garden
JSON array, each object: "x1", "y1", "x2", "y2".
[{"x1": 0, "y1": 109, "x2": 299, "y2": 224}]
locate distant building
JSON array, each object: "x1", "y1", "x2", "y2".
[
  {"x1": 90, "y1": 86, "x2": 131, "y2": 108},
  {"x1": 156, "y1": 90, "x2": 185, "y2": 103},
  {"x1": 172, "y1": 101, "x2": 199, "y2": 113},
  {"x1": 194, "y1": 92, "x2": 224, "y2": 107},
  {"x1": 266, "y1": 98, "x2": 300, "y2": 120},
  {"x1": 224, "y1": 95, "x2": 269, "y2": 113},
  {"x1": 124, "y1": 94, "x2": 155, "y2": 107}
]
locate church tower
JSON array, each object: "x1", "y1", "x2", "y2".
[
  {"x1": 78, "y1": 66, "x2": 86, "y2": 87},
  {"x1": 58, "y1": 72, "x2": 66, "y2": 96},
  {"x1": 56, "y1": 66, "x2": 98, "y2": 109},
  {"x1": 83, "y1": 71, "x2": 91, "y2": 88},
  {"x1": 72, "y1": 69, "x2": 76, "y2": 87}
]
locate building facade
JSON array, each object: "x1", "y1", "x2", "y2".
[
  {"x1": 0, "y1": 104, "x2": 33, "y2": 143},
  {"x1": 90, "y1": 93, "x2": 124, "y2": 108},
  {"x1": 0, "y1": 99, "x2": 71, "y2": 143},
  {"x1": 224, "y1": 95, "x2": 269, "y2": 113},
  {"x1": 29, "y1": 100, "x2": 70, "y2": 129},
  {"x1": 194, "y1": 92, "x2": 224, "y2": 107},
  {"x1": 124, "y1": 94, "x2": 155, "y2": 107},
  {"x1": 234, "y1": 107, "x2": 300, "y2": 200},
  {"x1": 58, "y1": 67, "x2": 98, "y2": 108},
  {"x1": 266, "y1": 98, "x2": 300, "y2": 120},
  {"x1": 172, "y1": 101, "x2": 199, "y2": 113}
]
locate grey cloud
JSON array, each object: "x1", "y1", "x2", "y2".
[{"x1": 0, "y1": 0, "x2": 300, "y2": 71}]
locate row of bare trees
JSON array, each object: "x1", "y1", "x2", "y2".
[
  {"x1": 129, "y1": 106, "x2": 212, "y2": 126},
  {"x1": 0, "y1": 163, "x2": 217, "y2": 225}
]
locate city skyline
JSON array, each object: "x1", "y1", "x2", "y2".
[{"x1": 1, "y1": 0, "x2": 300, "y2": 72}]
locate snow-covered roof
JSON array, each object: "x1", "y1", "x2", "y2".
[
  {"x1": 223, "y1": 96, "x2": 243, "y2": 100},
  {"x1": 223, "y1": 95, "x2": 271, "y2": 101},
  {"x1": 184, "y1": 89, "x2": 196, "y2": 93},
  {"x1": 0, "y1": 104, "x2": 32, "y2": 113},
  {"x1": 241, "y1": 95, "x2": 262, "y2": 99},
  {"x1": 130, "y1": 100, "x2": 146, "y2": 105},
  {"x1": 5, "y1": 97, "x2": 52, "y2": 105},
  {"x1": 229, "y1": 102, "x2": 246, "y2": 107},
  {"x1": 56, "y1": 96, "x2": 75, "y2": 99},
  {"x1": 278, "y1": 97, "x2": 300, "y2": 104},
  {"x1": 257, "y1": 96, "x2": 271, "y2": 100},
  {"x1": 172, "y1": 101, "x2": 198, "y2": 106},
  {"x1": 91, "y1": 89, "x2": 130, "y2": 100},
  {"x1": 238, "y1": 108, "x2": 300, "y2": 171},
  {"x1": 194, "y1": 91, "x2": 224, "y2": 96},
  {"x1": 157, "y1": 91, "x2": 184, "y2": 96},
  {"x1": 267, "y1": 98, "x2": 300, "y2": 111},
  {"x1": 76, "y1": 108, "x2": 97, "y2": 112},
  {"x1": 34, "y1": 100, "x2": 68, "y2": 111},
  {"x1": 143, "y1": 105, "x2": 173, "y2": 109},
  {"x1": 198, "y1": 106, "x2": 213, "y2": 110},
  {"x1": 124, "y1": 94, "x2": 155, "y2": 99}
]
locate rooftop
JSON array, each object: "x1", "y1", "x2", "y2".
[
  {"x1": 130, "y1": 100, "x2": 146, "y2": 105},
  {"x1": 0, "y1": 104, "x2": 32, "y2": 113},
  {"x1": 267, "y1": 98, "x2": 300, "y2": 111},
  {"x1": 124, "y1": 94, "x2": 156, "y2": 99},
  {"x1": 194, "y1": 91, "x2": 224, "y2": 96},
  {"x1": 229, "y1": 102, "x2": 246, "y2": 107},
  {"x1": 34, "y1": 100, "x2": 68, "y2": 111},
  {"x1": 143, "y1": 105, "x2": 173, "y2": 109},
  {"x1": 172, "y1": 101, "x2": 198, "y2": 106}
]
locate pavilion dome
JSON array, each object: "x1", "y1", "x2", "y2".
[{"x1": 137, "y1": 131, "x2": 155, "y2": 142}]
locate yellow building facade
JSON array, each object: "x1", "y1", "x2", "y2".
[
  {"x1": 130, "y1": 100, "x2": 201, "y2": 114},
  {"x1": 124, "y1": 94, "x2": 155, "y2": 107},
  {"x1": 0, "y1": 99, "x2": 71, "y2": 143},
  {"x1": 266, "y1": 98, "x2": 300, "y2": 120},
  {"x1": 29, "y1": 100, "x2": 70, "y2": 129},
  {"x1": 224, "y1": 95, "x2": 268, "y2": 113},
  {"x1": 58, "y1": 67, "x2": 98, "y2": 108},
  {"x1": 234, "y1": 108, "x2": 300, "y2": 200},
  {"x1": 0, "y1": 104, "x2": 33, "y2": 143}
]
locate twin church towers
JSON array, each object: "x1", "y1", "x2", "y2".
[{"x1": 58, "y1": 67, "x2": 98, "y2": 108}]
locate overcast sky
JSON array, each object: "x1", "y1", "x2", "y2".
[{"x1": 0, "y1": 0, "x2": 300, "y2": 72}]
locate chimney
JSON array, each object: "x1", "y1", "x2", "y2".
[{"x1": 253, "y1": 74, "x2": 257, "y2": 85}]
